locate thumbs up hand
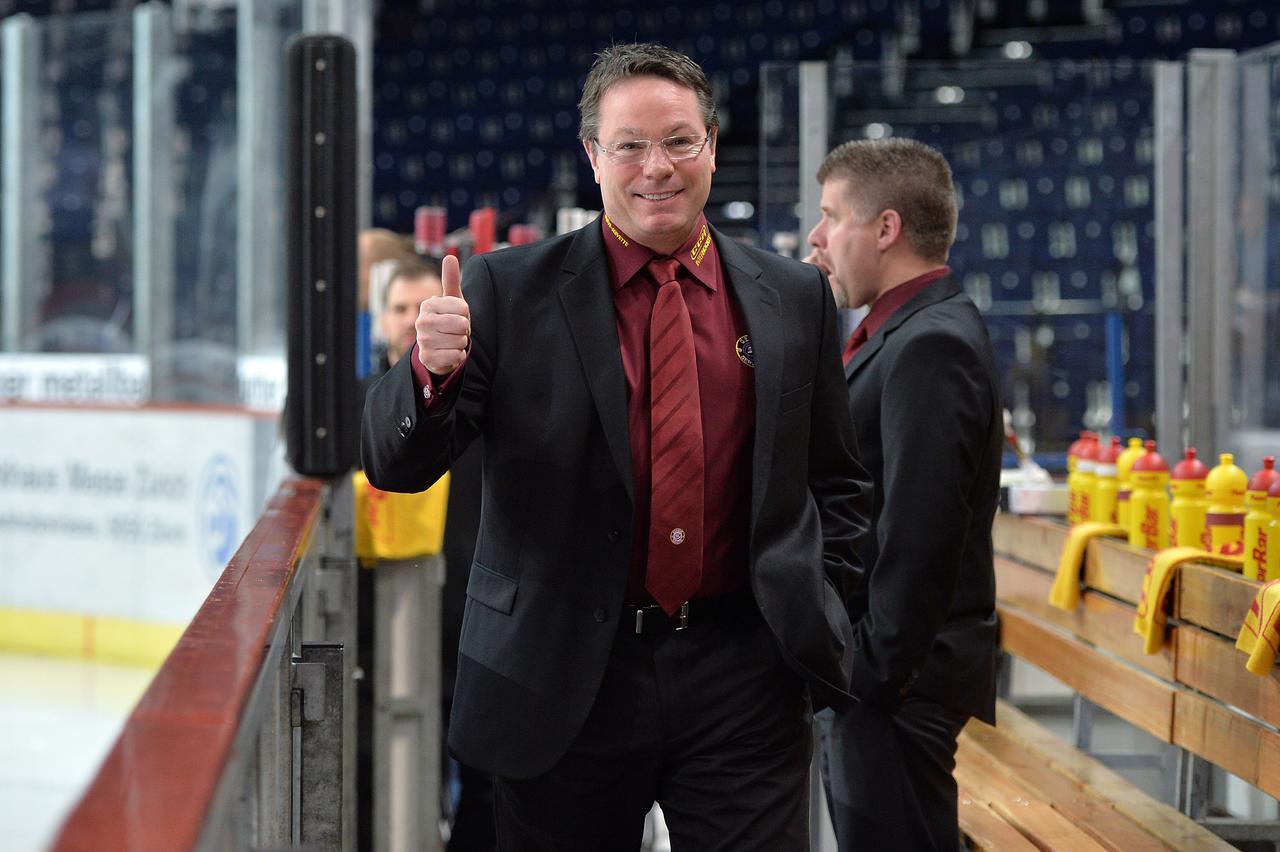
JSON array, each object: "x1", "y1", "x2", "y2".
[{"x1": 416, "y1": 254, "x2": 470, "y2": 376}]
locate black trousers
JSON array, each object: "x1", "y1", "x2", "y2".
[
  {"x1": 818, "y1": 694, "x2": 970, "y2": 852},
  {"x1": 492, "y1": 607, "x2": 812, "y2": 852}
]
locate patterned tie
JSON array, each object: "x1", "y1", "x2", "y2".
[
  {"x1": 842, "y1": 323, "x2": 869, "y2": 365},
  {"x1": 645, "y1": 257, "x2": 704, "y2": 614}
]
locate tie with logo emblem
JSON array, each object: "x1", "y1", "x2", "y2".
[{"x1": 645, "y1": 257, "x2": 704, "y2": 615}]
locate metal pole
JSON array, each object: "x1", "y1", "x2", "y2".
[
  {"x1": 2, "y1": 14, "x2": 42, "y2": 352},
  {"x1": 133, "y1": 2, "x2": 175, "y2": 383},
  {"x1": 236, "y1": 0, "x2": 289, "y2": 357},
  {"x1": 1152, "y1": 61, "x2": 1184, "y2": 450},
  {"x1": 374, "y1": 555, "x2": 443, "y2": 852},
  {"x1": 798, "y1": 61, "x2": 829, "y2": 246},
  {"x1": 1208, "y1": 53, "x2": 1238, "y2": 457},
  {"x1": 1236, "y1": 58, "x2": 1269, "y2": 432},
  {"x1": 296, "y1": 641, "x2": 346, "y2": 850},
  {"x1": 1184, "y1": 50, "x2": 1236, "y2": 454}
]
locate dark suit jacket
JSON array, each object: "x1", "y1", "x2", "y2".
[
  {"x1": 362, "y1": 220, "x2": 871, "y2": 779},
  {"x1": 843, "y1": 273, "x2": 1000, "y2": 724}
]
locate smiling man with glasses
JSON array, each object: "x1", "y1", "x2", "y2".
[{"x1": 362, "y1": 41, "x2": 870, "y2": 851}]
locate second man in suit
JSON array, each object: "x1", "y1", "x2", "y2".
[{"x1": 807, "y1": 138, "x2": 1003, "y2": 850}]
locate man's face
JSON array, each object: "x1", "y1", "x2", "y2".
[
  {"x1": 808, "y1": 178, "x2": 883, "y2": 310},
  {"x1": 381, "y1": 273, "x2": 441, "y2": 366},
  {"x1": 584, "y1": 75, "x2": 715, "y2": 255}
]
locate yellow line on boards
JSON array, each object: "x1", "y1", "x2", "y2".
[{"x1": 0, "y1": 607, "x2": 182, "y2": 668}]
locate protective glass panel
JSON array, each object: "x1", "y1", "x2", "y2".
[
  {"x1": 28, "y1": 10, "x2": 136, "y2": 353},
  {"x1": 1232, "y1": 43, "x2": 1280, "y2": 432}
]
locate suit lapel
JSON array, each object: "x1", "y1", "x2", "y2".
[
  {"x1": 844, "y1": 274, "x2": 961, "y2": 383},
  {"x1": 715, "y1": 230, "x2": 779, "y2": 524},
  {"x1": 557, "y1": 222, "x2": 634, "y2": 499}
]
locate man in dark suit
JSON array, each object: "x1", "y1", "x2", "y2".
[
  {"x1": 362, "y1": 43, "x2": 870, "y2": 852},
  {"x1": 807, "y1": 138, "x2": 1002, "y2": 850}
]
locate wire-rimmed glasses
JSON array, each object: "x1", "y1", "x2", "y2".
[{"x1": 592, "y1": 133, "x2": 712, "y2": 166}]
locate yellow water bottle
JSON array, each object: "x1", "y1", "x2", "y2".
[
  {"x1": 1169, "y1": 448, "x2": 1210, "y2": 549},
  {"x1": 1128, "y1": 440, "x2": 1170, "y2": 551},
  {"x1": 1206, "y1": 453, "x2": 1248, "y2": 556},
  {"x1": 1075, "y1": 433, "x2": 1100, "y2": 526},
  {"x1": 1066, "y1": 431, "x2": 1090, "y2": 524},
  {"x1": 1266, "y1": 477, "x2": 1280, "y2": 582},
  {"x1": 1115, "y1": 436, "x2": 1146, "y2": 530},
  {"x1": 1091, "y1": 436, "x2": 1122, "y2": 523},
  {"x1": 1244, "y1": 457, "x2": 1279, "y2": 580}
]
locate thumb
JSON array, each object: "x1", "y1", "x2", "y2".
[{"x1": 441, "y1": 254, "x2": 463, "y2": 299}]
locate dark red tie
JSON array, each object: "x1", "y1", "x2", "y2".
[
  {"x1": 645, "y1": 257, "x2": 704, "y2": 614},
  {"x1": 842, "y1": 323, "x2": 869, "y2": 365}
]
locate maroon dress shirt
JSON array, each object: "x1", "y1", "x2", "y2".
[{"x1": 411, "y1": 214, "x2": 755, "y2": 605}]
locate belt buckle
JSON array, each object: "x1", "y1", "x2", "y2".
[{"x1": 676, "y1": 601, "x2": 689, "y2": 631}]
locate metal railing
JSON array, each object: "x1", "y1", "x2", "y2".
[{"x1": 50, "y1": 477, "x2": 357, "y2": 851}]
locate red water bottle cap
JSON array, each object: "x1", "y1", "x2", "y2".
[
  {"x1": 508, "y1": 223, "x2": 542, "y2": 246},
  {"x1": 1171, "y1": 447, "x2": 1209, "y2": 480},
  {"x1": 1068, "y1": 430, "x2": 1091, "y2": 461},
  {"x1": 1132, "y1": 439, "x2": 1168, "y2": 472},
  {"x1": 469, "y1": 207, "x2": 496, "y2": 255},
  {"x1": 1249, "y1": 456, "x2": 1280, "y2": 492},
  {"x1": 415, "y1": 205, "x2": 447, "y2": 256},
  {"x1": 1097, "y1": 435, "x2": 1123, "y2": 464}
]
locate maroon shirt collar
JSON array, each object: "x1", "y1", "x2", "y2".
[
  {"x1": 600, "y1": 213, "x2": 719, "y2": 291},
  {"x1": 853, "y1": 266, "x2": 951, "y2": 344}
]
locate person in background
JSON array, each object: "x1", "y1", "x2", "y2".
[
  {"x1": 359, "y1": 228, "x2": 420, "y2": 314},
  {"x1": 807, "y1": 138, "x2": 1002, "y2": 851},
  {"x1": 362, "y1": 41, "x2": 869, "y2": 851},
  {"x1": 378, "y1": 260, "x2": 443, "y2": 371}
]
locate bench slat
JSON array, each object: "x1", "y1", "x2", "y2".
[
  {"x1": 1176, "y1": 562, "x2": 1257, "y2": 640},
  {"x1": 1083, "y1": 536, "x2": 1149, "y2": 605},
  {"x1": 1173, "y1": 690, "x2": 1280, "y2": 800},
  {"x1": 958, "y1": 786, "x2": 1041, "y2": 851},
  {"x1": 992, "y1": 701, "x2": 1236, "y2": 852},
  {"x1": 955, "y1": 746, "x2": 1111, "y2": 851},
  {"x1": 995, "y1": 556, "x2": 1175, "y2": 680},
  {"x1": 993, "y1": 513, "x2": 1067, "y2": 573},
  {"x1": 1175, "y1": 625, "x2": 1280, "y2": 729},
  {"x1": 999, "y1": 604, "x2": 1176, "y2": 741},
  {"x1": 957, "y1": 731, "x2": 1168, "y2": 851}
]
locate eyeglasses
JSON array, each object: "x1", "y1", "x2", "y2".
[{"x1": 592, "y1": 133, "x2": 712, "y2": 166}]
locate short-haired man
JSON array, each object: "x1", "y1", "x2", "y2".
[
  {"x1": 359, "y1": 228, "x2": 419, "y2": 313},
  {"x1": 363, "y1": 42, "x2": 870, "y2": 851},
  {"x1": 378, "y1": 260, "x2": 443, "y2": 368},
  {"x1": 808, "y1": 138, "x2": 1002, "y2": 850}
]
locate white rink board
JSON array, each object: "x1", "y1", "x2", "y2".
[{"x1": 0, "y1": 407, "x2": 268, "y2": 624}]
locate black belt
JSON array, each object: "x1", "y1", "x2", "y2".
[{"x1": 622, "y1": 594, "x2": 759, "y2": 635}]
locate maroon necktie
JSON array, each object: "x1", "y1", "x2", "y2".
[
  {"x1": 644, "y1": 257, "x2": 704, "y2": 614},
  {"x1": 842, "y1": 323, "x2": 869, "y2": 365}
]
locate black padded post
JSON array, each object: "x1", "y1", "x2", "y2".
[{"x1": 285, "y1": 35, "x2": 358, "y2": 477}]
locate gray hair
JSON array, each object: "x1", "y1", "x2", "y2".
[
  {"x1": 578, "y1": 43, "x2": 718, "y2": 142},
  {"x1": 817, "y1": 138, "x2": 958, "y2": 263}
]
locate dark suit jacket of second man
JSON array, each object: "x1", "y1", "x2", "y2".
[{"x1": 843, "y1": 273, "x2": 1001, "y2": 722}]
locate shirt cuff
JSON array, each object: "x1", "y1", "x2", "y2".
[{"x1": 408, "y1": 342, "x2": 468, "y2": 413}]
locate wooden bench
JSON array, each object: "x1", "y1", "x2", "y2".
[{"x1": 955, "y1": 513, "x2": 1278, "y2": 850}]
